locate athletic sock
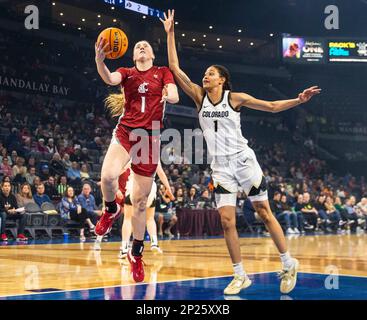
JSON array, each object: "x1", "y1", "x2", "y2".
[
  {"x1": 104, "y1": 200, "x2": 117, "y2": 214},
  {"x1": 121, "y1": 240, "x2": 129, "y2": 251},
  {"x1": 150, "y1": 235, "x2": 158, "y2": 247},
  {"x1": 233, "y1": 262, "x2": 246, "y2": 277},
  {"x1": 132, "y1": 239, "x2": 144, "y2": 257},
  {"x1": 280, "y1": 251, "x2": 294, "y2": 270}
]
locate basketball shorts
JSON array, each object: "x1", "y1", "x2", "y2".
[
  {"x1": 111, "y1": 124, "x2": 160, "y2": 177},
  {"x1": 211, "y1": 147, "x2": 268, "y2": 208}
]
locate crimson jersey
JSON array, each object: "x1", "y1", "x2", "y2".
[{"x1": 116, "y1": 66, "x2": 175, "y2": 129}]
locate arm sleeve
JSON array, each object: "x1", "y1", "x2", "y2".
[
  {"x1": 115, "y1": 67, "x2": 129, "y2": 85},
  {"x1": 161, "y1": 67, "x2": 176, "y2": 86}
]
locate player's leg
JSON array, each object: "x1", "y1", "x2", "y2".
[
  {"x1": 119, "y1": 203, "x2": 133, "y2": 259},
  {"x1": 127, "y1": 172, "x2": 153, "y2": 282},
  {"x1": 236, "y1": 148, "x2": 298, "y2": 294},
  {"x1": 146, "y1": 207, "x2": 162, "y2": 253},
  {"x1": 96, "y1": 138, "x2": 130, "y2": 236},
  {"x1": 215, "y1": 193, "x2": 252, "y2": 295},
  {"x1": 251, "y1": 199, "x2": 299, "y2": 293}
]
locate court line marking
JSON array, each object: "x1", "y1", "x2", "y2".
[
  {"x1": 1, "y1": 270, "x2": 367, "y2": 299},
  {"x1": 0, "y1": 270, "x2": 278, "y2": 298},
  {"x1": 298, "y1": 271, "x2": 367, "y2": 279}
]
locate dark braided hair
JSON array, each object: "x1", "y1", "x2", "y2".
[{"x1": 211, "y1": 65, "x2": 233, "y2": 91}]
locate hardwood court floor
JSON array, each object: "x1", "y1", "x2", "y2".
[{"x1": 0, "y1": 234, "x2": 366, "y2": 298}]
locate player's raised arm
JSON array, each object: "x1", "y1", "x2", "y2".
[
  {"x1": 160, "y1": 10, "x2": 204, "y2": 107},
  {"x1": 95, "y1": 37, "x2": 122, "y2": 86},
  {"x1": 230, "y1": 86, "x2": 321, "y2": 113}
]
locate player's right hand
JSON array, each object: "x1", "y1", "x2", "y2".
[
  {"x1": 160, "y1": 9, "x2": 175, "y2": 34},
  {"x1": 95, "y1": 37, "x2": 112, "y2": 63}
]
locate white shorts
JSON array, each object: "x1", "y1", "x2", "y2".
[
  {"x1": 125, "y1": 178, "x2": 157, "y2": 208},
  {"x1": 211, "y1": 147, "x2": 268, "y2": 208}
]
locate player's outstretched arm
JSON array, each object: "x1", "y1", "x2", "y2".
[
  {"x1": 231, "y1": 86, "x2": 321, "y2": 113},
  {"x1": 161, "y1": 10, "x2": 204, "y2": 107},
  {"x1": 95, "y1": 37, "x2": 122, "y2": 86}
]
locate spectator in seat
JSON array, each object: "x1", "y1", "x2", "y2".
[
  {"x1": 33, "y1": 183, "x2": 51, "y2": 207},
  {"x1": 0, "y1": 157, "x2": 12, "y2": 177},
  {"x1": 280, "y1": 194, "x2": 302, "y2": 234},
  {"x1": 39, "y1": 164, "x2": 50, "y2": 182},
  {"x1": 324, "y1": 195, "x2": 343, "y2": 231},
  {"x1": 12, "y1": 156, "x2": 27, "y2": 184},
  {"x1": 197, "y1": 188, "x2": 213, "y2": 209},
  {"x1": 10, "y1": 151, "x2": 18, "y2": 165},
  {"x1": 70, "y1": 146, "x2": 83, "y2": 163},
  {"x1": 174, "y1": 187, "x2": 187, "y2": 209},
  {"x1": 67, "y1": 161, "x2": 82, "y2": 187},
  {"x1": 315, "y1": 194, "x2": 330, "y2": 231},
  {"x1": 77, "y1": 183, "x2": 101, "y2": 225},
  {"x1": 300, "y1": 192, "x2": 319, "y2": 231},
  {"x1": 294, "y1": 194, "x2": 313, "y2": 232},
  {"x1": 155, "y1": 184, "x2": 177, "y2": 238},
  {"x1": 44, "y1": 176, "x2": 60, "y2": 202},
  {"x1": 31, "y1": 176, "x2": 41, "y2": 194},
  {"x1": 49, "y1": 153, "x2": 65, "y2": 177},
  {"x1": 80, "y1": 147, "x2": 91, "y2": 163},
  {"x1": 57, "y1": 175, "x2": 68, "y2": 198},
  {"x1": 25, "y1": 166, "x2": 37, "y2": 186},
  {"x1": 46, "y1": 138, "x2": 58, "y2": 154},
  {"x1": 270, "y1": 192, "x2": 297, "y2": 235},
  {"x1": 0, "y1": 181, "x2": 28, "y2": 241},
  {"x1": 16, "y1": 182, "x2": 36, "y2": 207},
  {"x1": 80, "y1": 163, "x2": 90, "y2": 181},
  {"x1": 62, "y1": 153, "x2": 72, "y2": 170},
  {"x1": 37, "y1": 138, "x2": 48, "y2": 153},
  {"x1": 187, "y1": 186, "x2": 198, "y2": 209},
  {"x1": 59, "y1": 186, "x2": 95, "y2": 241},
  {"x1": 0, "y1": 148, "x2": 12, "y2": 165}
]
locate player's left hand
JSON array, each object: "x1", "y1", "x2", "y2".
[
  {"x1": 165, "y1": 188, "x2": 175, "y2": 201},
  {"x1": 160, "y1": 85, "x2": 168, "y2": 103},
  {"x1": 298, "y1": 86, "x2": 321, "y2": 103}
]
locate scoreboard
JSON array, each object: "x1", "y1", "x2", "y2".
[{"x1": 103, "y1": 0, "x2": 164, "y2": 19}]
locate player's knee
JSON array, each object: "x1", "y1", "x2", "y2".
[
  {"x1": 255, "y1": 204, "x2": 272, "y2": 224},
  {"x1": 101, "y1": 173, "x2": 117, "y2": 187},
  {"x1": 133, "y1": 195, "x2": 148, "y2": 211},
  {"x1": 171, "y1": 215, "x2": 178, "y2": 223},
  {"x1": 220, "y1": 215, "x2": 236, "y2": 231}
]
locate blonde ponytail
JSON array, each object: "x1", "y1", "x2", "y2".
[{"x1": 104, "y1": 88, "x2": 126, "y2": 117}]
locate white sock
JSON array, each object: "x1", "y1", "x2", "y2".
[
  {"x1": 121, "y1": 240, "x2": 129, "y2": 251},
  {"x1": 151, "y1": 235, "x2": 158, "y2": 247},
  {"x1": 280, "y1": 251, "x2": 294, "y2": 270},
  {"x1": 96, "y1": 235, "x2": 103, "y2": 242},
  {"x1": 233, "y1": 262, "x2": 246, "y2": 277}
]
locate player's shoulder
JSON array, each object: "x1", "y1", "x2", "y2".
[
  {"x1": 155, "y1": 66, "x2": 171, "y2": 73},
  {"x1": 116, "y1": 66, "x2": 134, "y2": 75}
]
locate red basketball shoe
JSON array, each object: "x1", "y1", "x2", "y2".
[
  {"x1": 95, "y1": 204, "x2": 121, "y2": 236},
  {"x1": 127, "y1": 250, "x2": 145, "y2": 283}
]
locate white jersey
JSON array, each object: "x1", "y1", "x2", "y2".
[{"x1": 198, "y1": 90, "x2": 248, "y2": 156}]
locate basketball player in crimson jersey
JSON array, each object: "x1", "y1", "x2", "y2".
[
  {"x1": 95, "y1": 37, "x2": 179, "y2": 282},
  {"x1": 162, "y1": 10, "x2": 321, "y2": 295}
]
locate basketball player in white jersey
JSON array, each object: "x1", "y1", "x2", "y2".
[{"x1": 161, "y1": 10, "x2": 321, "y2": 295}]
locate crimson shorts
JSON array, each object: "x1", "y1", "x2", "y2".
[{"x1": 112, "y1": 124, "x2": 160, "y2": 177}]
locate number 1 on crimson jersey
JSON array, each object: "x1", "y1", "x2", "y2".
[{"x1": 141, "y1": 96, "x2": 146, "y2": 113}]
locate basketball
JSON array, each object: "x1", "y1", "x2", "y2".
[{"x1": 97, "y1": 27, "x2": 128, "y2": 60}]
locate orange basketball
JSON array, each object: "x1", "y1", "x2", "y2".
[{"x1": 97, "y1": 27, "x2": 128, "y2": 60}]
